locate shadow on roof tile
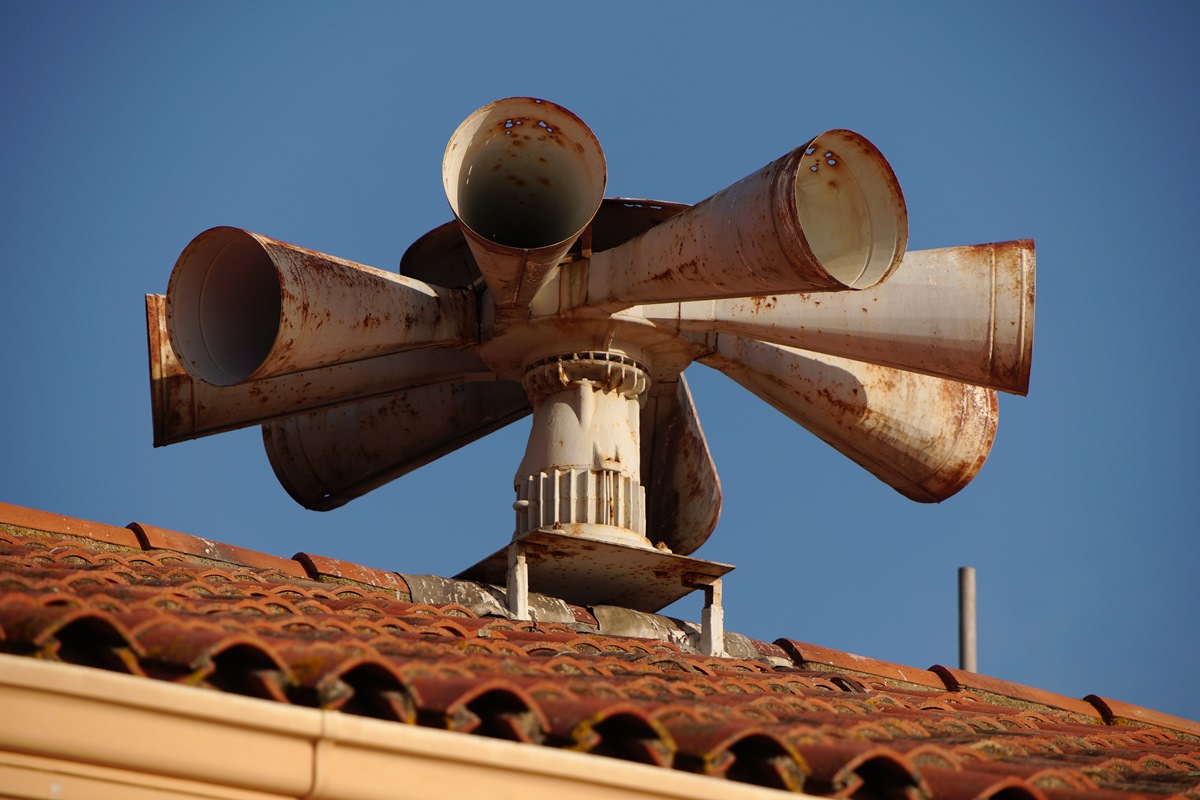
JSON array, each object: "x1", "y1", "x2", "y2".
[
  {"x1": 409, "y1": 676, "x2": 548, "y2": 744},
  {"x1": 795, "y1": 743, "x2": 929, "y2": 799}
]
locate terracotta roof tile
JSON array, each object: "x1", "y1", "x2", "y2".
[
  {"x1": 0, "y1": 501, "x2": 143, "y2": 548},
  {"x1": 921, "y1": 767, "x2": 1050, "y2": 800},
  {"x1": 778, "y1": 637, "x2": 948, "y2": 690},
  {"x1": 1088, "y1": 695, "x2": 1200, "y2": 740},
  {"x1": 129, "y1": 521, "x2": 310, "y2": 578},
  {"x1": 542, "y1": 698, "x2": 677, "y2": 767},
  {"x1": 669, "y1": 723, "x2": 807, "y2": 791},
  {"x1": 407, "y1": 675, "x2": 549, "y2": 742},
  {"x1": 1, "y1": 501, "x2": 1197, "y2": 799},
  {"x1": 293, "y1": 551, "x2": 411, "y2": 595},
  {"x1": 794, "y1": 742, "x2": 930, "y2": 799},
  {"x1": 932, "y1": 664, "x2": 1106, "y2": 720}
]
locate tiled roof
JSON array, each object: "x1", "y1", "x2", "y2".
[{"x1": 2, "y1": 501, "x2": 1198, "y2": 799}]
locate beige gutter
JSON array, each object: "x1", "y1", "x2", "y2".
[{"x1": 0, "y1": 655, "x2": 812, "y2": 800}]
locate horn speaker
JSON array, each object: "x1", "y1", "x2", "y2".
[{"x1": 147, "y1": 97, "x2": 1035, "y2": 607}]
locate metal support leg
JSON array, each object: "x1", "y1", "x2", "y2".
[
  {"x1": 507, "y1": 542, "x2": 530, "y2": 621},
  {"x1": 686, "y1": 574, "x2": 725, "y2": 657}
]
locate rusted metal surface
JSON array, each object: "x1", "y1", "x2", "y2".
[
  {"x1": 262, "y1": 381, "x2": 530, "y2": 510},
  {"x1": 443, "y1": 97, "x2": 606, "y2": 308},
  {"x1": 512, "y1": 353, "x2": 652, "y2": 549},
  {"x1": 398, "y1": 218, "x2": 484, "y2": 290},
  {"x1": 644, "y1": 239, "x2": 1035, "y2": 395},
  {"x1": 587, "y1": 130, "x2": 907, "y2": 310},
  {"x1": 399, "y1": 198, "x2": 690, "y2": 291},
  {"x1": 697, "y1": 336, "x2": 999, "y2": 503},
  {"x1": 640, "y1": 374, "x2": 721, "y2": 556},
  {"x1": 456, "y1": 528, "x2": 732, "y2": 613},
  {"x1": 148, "y1": 291, "x2": 496, "y2": 445},
  {"x1": 150, "y1": 97, "x2": 1035, "y2": 597},
  {"x1": 586, "y1": 198, "x2": 690, "y2": 251},
  {"x1": 145, "y1": 293, "x2": 192, "y2": 447},
  {"x1": 166, "y1": 226, "x2": 477, "y2": 386}
]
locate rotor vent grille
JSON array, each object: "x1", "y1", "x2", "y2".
[{"x1": 515, "y1": 467, "x2": 647, "y2": 544}]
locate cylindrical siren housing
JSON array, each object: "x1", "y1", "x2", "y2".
[
  {"x1": 443, "y1": 97, "x2": 606, "y2": 307},
  {"x1": 166, "y1": 227, "x2": 475, "y2": 386},
  {"x1": 589, "y1": 130, "x2": 908, "y2": 308}
]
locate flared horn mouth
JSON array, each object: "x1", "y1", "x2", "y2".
[
  {"x1": 587, "y1": 130, "x2": 907, "y2": 309},
  {"x1": 165, "y1": 227, "x2": 474, "y2": 387},
  {"x1": 442, "y1": 97, "x2": 606, "y2": 307}
]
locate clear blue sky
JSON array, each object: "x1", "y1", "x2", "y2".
[{"x1": 3, "y1": 2, "x2": 1197, "y2": 720}]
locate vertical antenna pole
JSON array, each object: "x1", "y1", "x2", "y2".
[{"x1": 959, "y1": 566, "x2": 977, "y2": 672}]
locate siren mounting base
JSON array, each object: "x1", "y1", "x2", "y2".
[{"x1": 457, "y1": 529, "x2": 733, "y2": 652}]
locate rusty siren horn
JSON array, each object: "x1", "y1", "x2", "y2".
[
  {"x1": 586, "y1": 130, "x2": 908, "y2": 310},
  {"x1": 164, "y1": 227, "x2": 476, "y2": 387},
  {"x1": 263, "y1": 381, "x2": 531, "y2": 511},
  {"x1": 644, "y1": 239, "x2": 1036, "y2": 395},
  {"x1": 698, "y1": 336, "x2": 999, "y2": 503},
  {"x1": 147, "y1": 293, "x2": 497, "y2": 446},
  {"x1": 145, "y1": 96, "x2": 1035, "y2": 629},
  {"x1": 443, "y1": 97, "x2": 607, "y2": 308},
  {"x1": 640, "y1": 374, "x2": 722, "y2": 556}
]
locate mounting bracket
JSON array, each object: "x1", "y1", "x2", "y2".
[{"x1": 459, "y1": 529, "x2": 732, "y2": 656}]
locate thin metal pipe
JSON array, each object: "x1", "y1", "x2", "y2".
[{"x1": 959, "y1": 566, "x2": 978, "y2": 672}]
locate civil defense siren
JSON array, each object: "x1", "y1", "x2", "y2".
[{"x1": 146, "y1": 97, "x2": 1034, "y2": 650}]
